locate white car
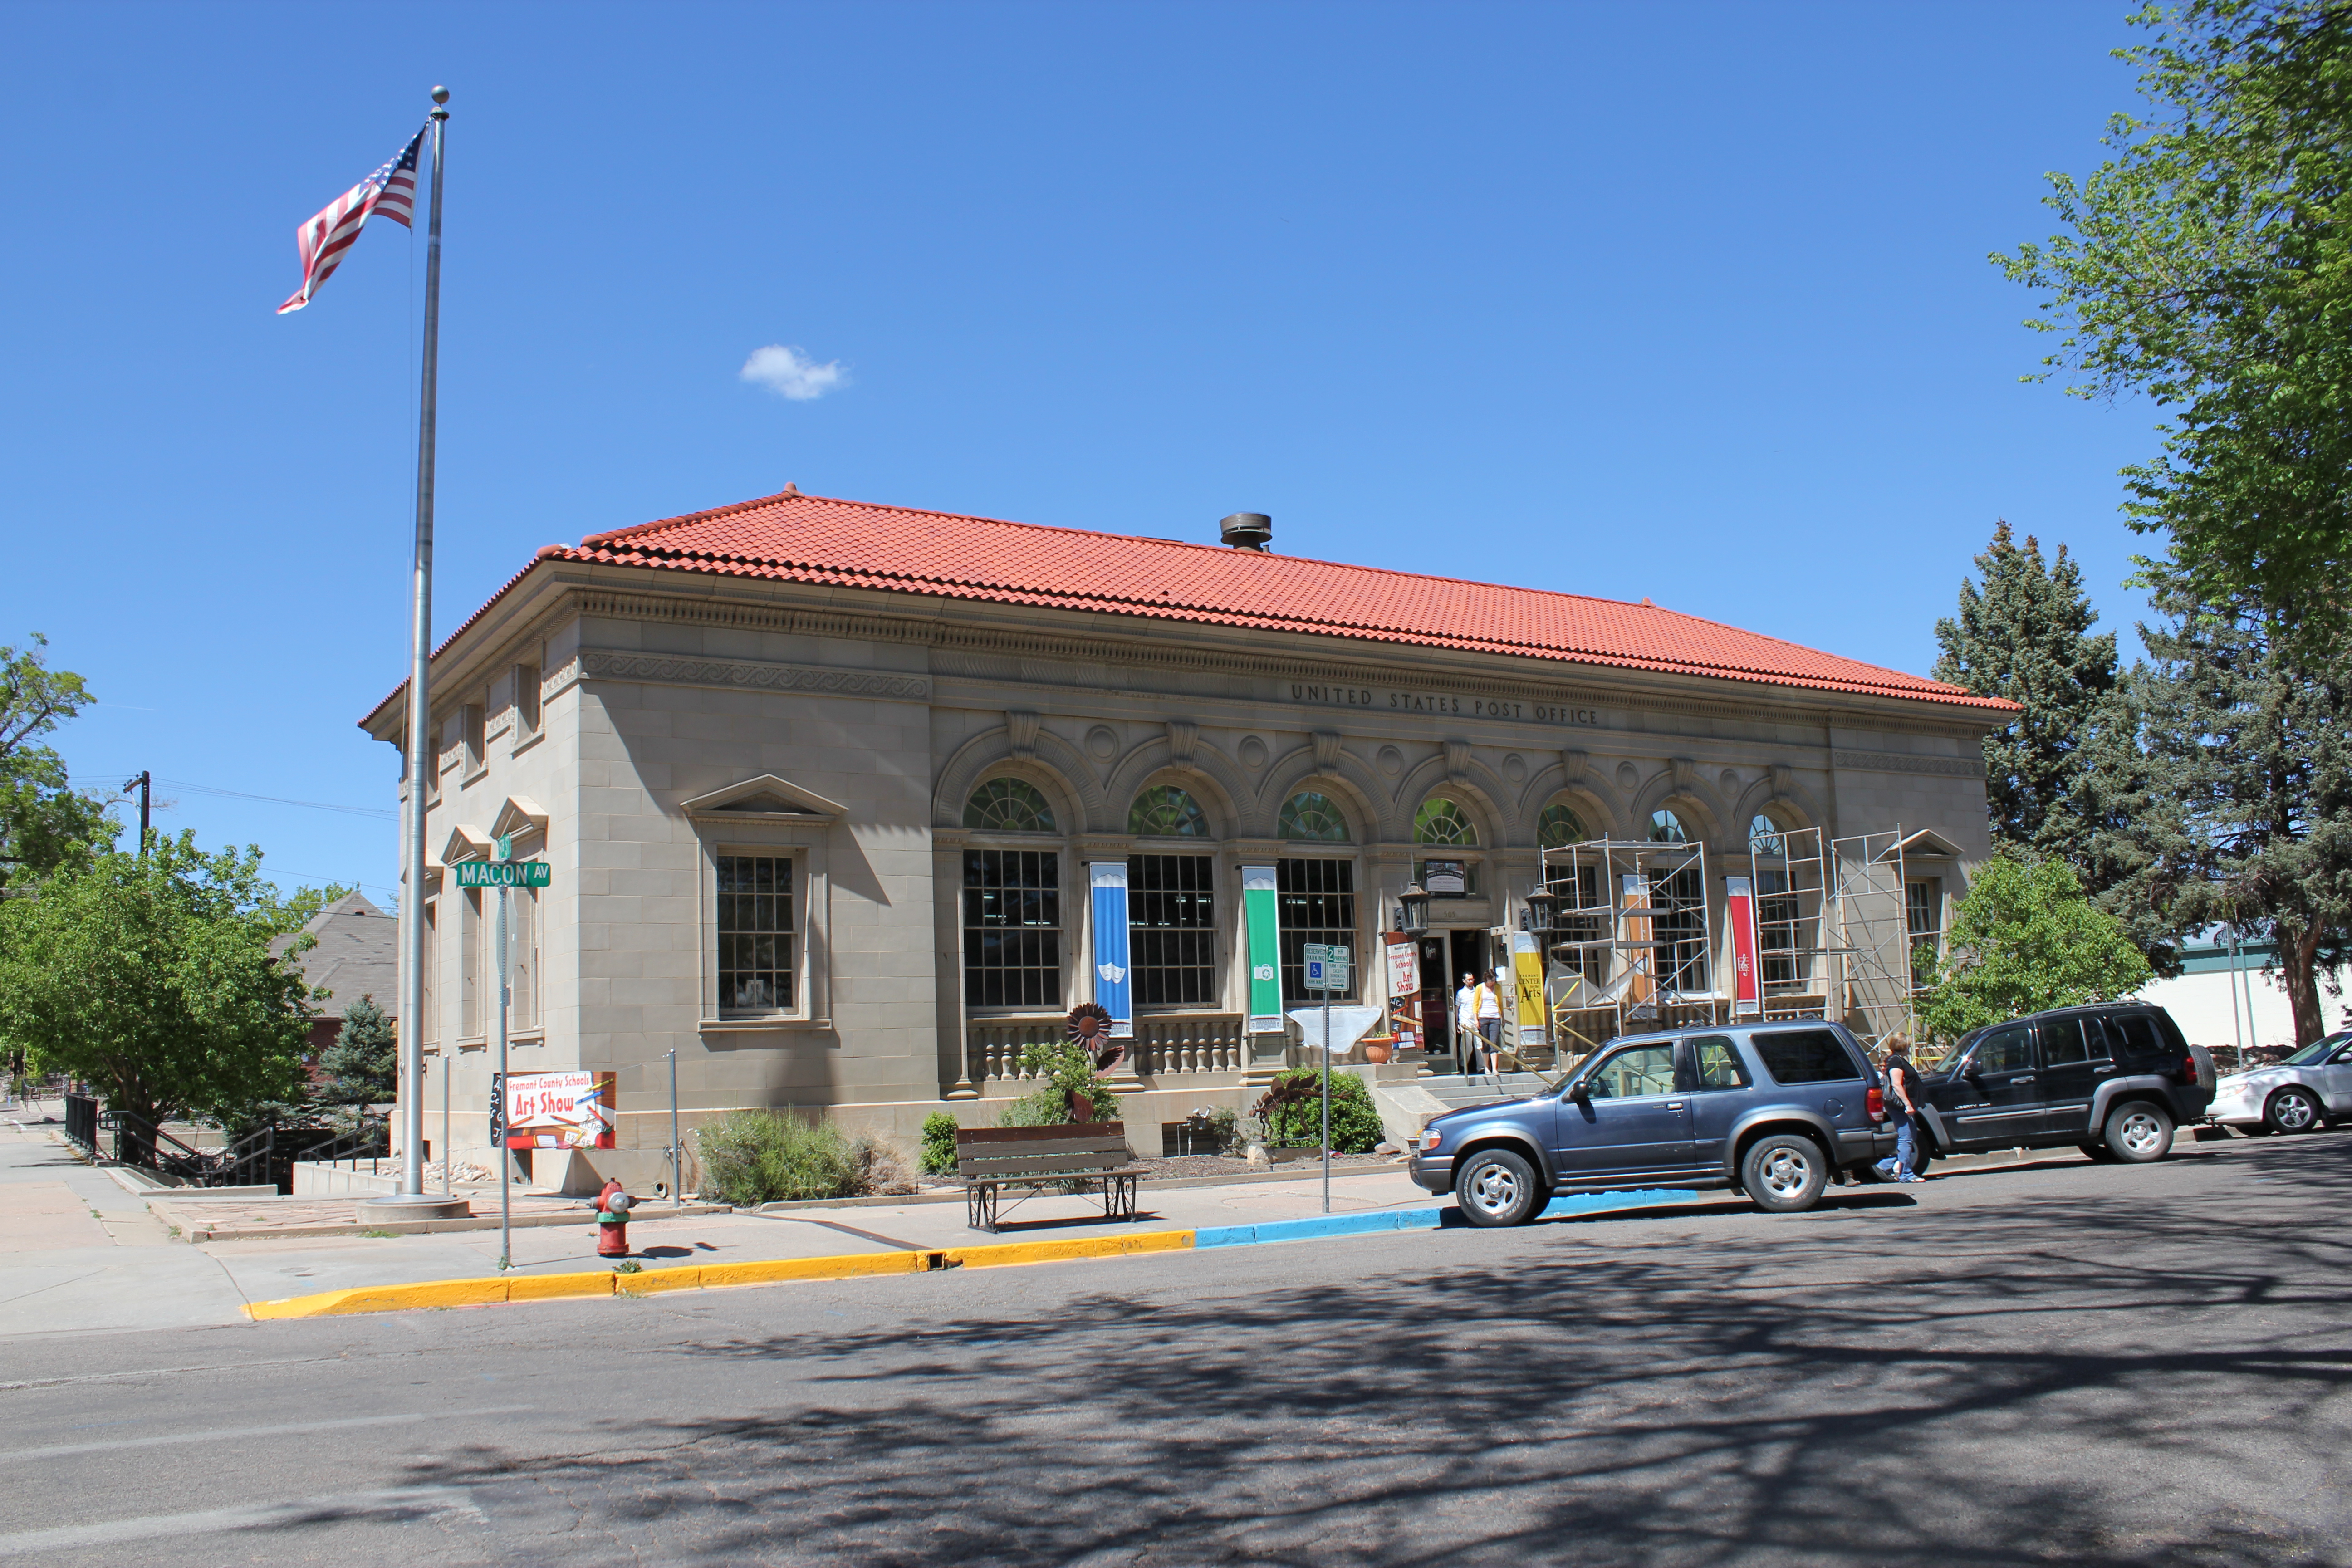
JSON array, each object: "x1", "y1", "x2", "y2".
[{"x1": 2208, "y1": 1031, "x2": 2352, "y2": 1135}]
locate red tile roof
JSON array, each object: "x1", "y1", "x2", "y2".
[{"x1": 412, "y1": 489, "x2": 2010, "y2": 715}]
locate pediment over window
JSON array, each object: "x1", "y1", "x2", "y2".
[
  {"x1": 681, "y1": 774, "x2": 847, "y2": 820},
  {"x1": 441, "y1": 823, "x2": 493, "y2": 863},
  {"x1": 490, "y1": 795, "x2": 549, "y2": 841},
  {"x1": 1893, "y1": 828, "x2": 1965, "y2": 860}
]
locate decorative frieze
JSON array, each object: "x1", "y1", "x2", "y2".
[
  {"x1": 574, "y1": 649, "x2": 930, "y2": 701},
  {"x1": 1831, "y1": 749, "x2": 1985, "y2": 779}
]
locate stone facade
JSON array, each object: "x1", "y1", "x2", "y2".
[{"x1": 364, "y1": 540, "x2": 2002, "y2": 1192}]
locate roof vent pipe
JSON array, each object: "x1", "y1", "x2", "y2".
[{"x1": 1220, "y1": 512, "x2": 1273, "y2": 552}]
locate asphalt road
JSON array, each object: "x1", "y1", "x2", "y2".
[{"x1": 0, "y1": 1130, "x2": 2345, "y2": 1567}]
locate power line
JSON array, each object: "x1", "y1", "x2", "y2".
[{"x1": 142, "y1": 777, "x2": 398, "y2": 822}]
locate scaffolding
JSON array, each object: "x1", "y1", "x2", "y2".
[
  {"x1": 1530, "y1": 837, "x2": 1720, "y2": 1056},
  {"x1": 1828, "y1": 829, "x2": 1914, "y2": 1048},
  {"x1": 1522, "y1": 823, "x2": 1915, "y2": 1062}
]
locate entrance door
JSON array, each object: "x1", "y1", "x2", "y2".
[
  {"x1": 1445, "y1": 929, "x2": 1488, "y2": 1069},
  {"x1": 1416, "y1": 936, "x2": 1448, "y2": 1061}
]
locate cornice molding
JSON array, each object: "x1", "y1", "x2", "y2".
[
  {"x1": 558, "y1": 583, "x2": 1995, "y2": 738},
  {"x1": 576, "y1": 648, "x2": 930, "y2": 701},
  {"x1": 1831, "y1": 749, "x2": 1986, "y2": 779}
]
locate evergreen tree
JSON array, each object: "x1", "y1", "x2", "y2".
[
  {"x1": 2132, "y1": 559, "x2": 2352, "y2": 1044},
  {"x1": 317, "y1": 994, "x2": 397, "y2": 1110},
  {"x1": 1933, "y1": 523, "x2": 2122, "y2": 861}
]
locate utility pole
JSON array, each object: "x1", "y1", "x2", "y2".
[{"x1": 124, "y1": 772, "x2": 149, "y2": 855}]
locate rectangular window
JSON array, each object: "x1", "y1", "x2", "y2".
[
  {"x1": 1128, "y1": 854, "x2": 1215, "y2": 1007},
  {"x1": 511, "y1": 887, "x2": 540, "y2": 1032},
  {"x1": 717, "y1": 854, "x2": 796, "y2": 1014},
  {"x1": 460, "y1": 888, "x2": 481, "y2": 1038},
  {"x1": 420, "y1": 898, "x2": 439, "y2": 1044},
  {"x1": 1906, "y1": 879, "x2": 1942, "y2": 953},
  {"x1": 1757, "y1": 867, "x2": 1806, "y2": 988},
  {"x1": 1688, "y1": 1035, "x2": 1752, "y2": 1090},
  {"x1": 963, "y1": 849, "x2": 1060, "y2": 1009},
  {"x1": 1548, "y1": 863, "x2": 1606, "y2": 981},
  {"x1": 1277, "y1": 858, "x2": 1357, "y2": 1003},
  {"x1": 1648, "y1": 865, "x2": 1709, "y2": 993},
  {"x1": 463, "y1": 704, "x2": 486, "y2": 775},
  {"x1": 514, "y1": 663, "x2": 541, "y2": 741},
  {"x1": 1751, "y1": 1028, "x2": 1863, "y2": 1085},
  {"x1": 2041, "y1": 1016, "x2": 2093, "y2": 1067}
]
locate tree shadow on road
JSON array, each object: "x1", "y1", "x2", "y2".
[{"x1": 397, "y1": 1136, "x2": 2352, "y2": 1566}]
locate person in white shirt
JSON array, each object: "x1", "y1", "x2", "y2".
[
  {"x1": 1453, "y1": 973, "x2": 1481, "y2": 1075},
  {"x1": 1475, "y1": 969, "x2": 1507, "y2": 1078}
]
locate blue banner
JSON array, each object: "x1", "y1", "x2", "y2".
[{"x1": 1090, "y1": 861, "x2": 1133, "y2": 1038}]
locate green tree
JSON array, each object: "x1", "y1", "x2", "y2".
[
  {"x1": 316, "y1": 994, "x2": 397, "y2": 1108},
  {"x1": 1920, "y1": 855, "x2": 2154, "y2": 1043},
  {"x1": 1934, "y1": 523, "x2": 2122, "y2": 858},
  {"x1": 1997, "y1": 1, "x2": 2352, "y2": 629},
  {"x1": 261, "y1": 881, "x2": 362, "y2": 939},
  {"x1": 2130, "y1": 558, "x2": 2352, "y2": 1041},
  {"x1": 0, "y1": 634, "x2": 114, "y2": 887},
  {"x1": 0, "y1": 833, "x2": 317, "y2": 1132}
]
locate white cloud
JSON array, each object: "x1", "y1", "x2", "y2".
[{"x1": 739, "y1": 343, "x2": 847, "y2": 401}]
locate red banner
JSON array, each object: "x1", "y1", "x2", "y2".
[{"x1": 1726, "y1": 876, "x2": 1761, "y2": 1017}]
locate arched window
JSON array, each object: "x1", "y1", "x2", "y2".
[
  {"x1": 1648, "y1": 808, "x2": 1689, "y2": 844},
  {"x1": 1749, "y1": 813, "x2": 1785, "y2": 859},
  {"x1": 1537, "y1": 801, "x2": 1587, "y2": 848},
  {"x1": 1413, "y1": 797, "x2": 1479, "y2": 846},
  {"x1": 1128, "y1": 784, "x2": 1209, "y2": 838},
  {"x1": 1277, "y1": 791, "x2": 1350, "y2": 842},
  {"x1": 963, "y1": 777, "x2": 1057, "y2": 833}
]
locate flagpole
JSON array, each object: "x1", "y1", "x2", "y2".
[{"x1": 395, "y1": 86, "x2": 451, "y2": 1209}]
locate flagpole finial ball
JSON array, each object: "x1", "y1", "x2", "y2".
[{"x1": 431, "y1": 85, "x2": 450, "y2": 104}]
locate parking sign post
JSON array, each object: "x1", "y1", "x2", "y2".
[{"x1": 1302, "y1": 943, "x2": 1351, "y2": 1214}]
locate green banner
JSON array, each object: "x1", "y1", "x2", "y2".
[{"x1": 1243, "y1": 864, "x2": 1283, "y2": 1032}]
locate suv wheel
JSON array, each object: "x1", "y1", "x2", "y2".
[
  {"x1": 2266, "y1": 1086, "x2": 2323, "y2": 1135},
  {"x1": 2103, "y1": 1101, "x2": 2174, "y2": 1163},
  {"x1": 1454, "y1": 1148, "x2": 1542, "y2": 1227},
  {"x1": 1741, "y1": 1134, "x2": 1828, "y2": 1214}
]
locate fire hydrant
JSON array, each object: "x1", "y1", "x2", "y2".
[{"x1": 596, "y1": 1177, "x2": 633, "y2": 1258}]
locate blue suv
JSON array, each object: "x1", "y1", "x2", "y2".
[{"x1": 1408, "y1": 1022, "x2": 1896, "y2": 1225}]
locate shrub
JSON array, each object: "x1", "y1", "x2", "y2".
[
  {"x1": 1184, "y1": 1104, "x2": 1242, "y2": 1156},
  {"x1": 920, "y1": 1111, "x2": 961, "y2": 1176},
  {"x1": 693, "y1": 1110, "x2": 917, "y2": 1205},
  {"x1": 996, "y1": 1039, "x2": 1123, "y2": 1127},
  {"x1": 1253, "y1": 1069, "x2": 1383, "y2": 1153}
]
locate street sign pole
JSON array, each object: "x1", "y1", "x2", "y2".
[
  {"x1": 494, "y1": 834, "x2": 511, "y2": 1270},
  {"x1": 1321, "y1": 992, "x2": 1331, "y2": 1215}
]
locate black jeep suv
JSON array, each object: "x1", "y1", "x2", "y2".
[{"x1": 1908, "y1": 1003, "x2": 2214, "y2": 1166}]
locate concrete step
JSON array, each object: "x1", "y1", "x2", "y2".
[{"x1": 1416, "y1": 1073, "x2": 1553, "y2": 1109}]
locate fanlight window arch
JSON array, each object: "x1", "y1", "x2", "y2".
[
  {"x1": 1128, "y1": 784, "x2": 1209, "y2": 838},
  {"x1": 1276, "y1": 791, "x2": 1351, "y2": 843},
  {"x1": 1537, "y1": 801, "x2": 1587, "y2": 848},
  {"x1": 963, "y1": 777, "x2": 1058, "y2": 833},
  {"x1": 1749, "y1": 813, "x2": 1786, "y2": 859},
  {"x1": 1413, "y1": 797, "x2": 1479, "y2": 847},
  {"x1": 1648, "y1": 808, "x2": 1690, "y2": 844}
]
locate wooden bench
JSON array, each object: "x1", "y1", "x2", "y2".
[{"x1": 953, "y1": 1122, "x2": 1144, "y2": 1233}]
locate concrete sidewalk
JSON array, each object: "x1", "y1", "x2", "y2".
[{"x1": 0, "y1": 1110, "x2": 1460, "y2": 1335}]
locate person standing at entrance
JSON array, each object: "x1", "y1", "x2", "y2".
[
  {"x1": 1475, "y1": 970, "x2": 1507, "y2": 1079},
  {"x1": 1874, "y1": 1035, "x2": 1926, "y2": 1183},
  {"x1": 1453, "y1": 972, "x2": 1481, "y2": 1075}
]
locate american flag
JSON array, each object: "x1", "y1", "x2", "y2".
[{"x1": 275, "y1": 126, "x2": 427, "y2": 315}]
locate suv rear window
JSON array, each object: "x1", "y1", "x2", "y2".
[
  {"x1": 2103, "y1": 1013, "x2": 2167, "y2": 1058},
  {"x1": 1751, "y1": 1029, "x2": 1863, "y2": 1085}
]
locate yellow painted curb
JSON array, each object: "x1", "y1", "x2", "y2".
[
  {"x1": 242, "y1": 1228, "x2": 1200, "y2": 1321},
  {"x1": 941, "y1": 1230, "x2": 1194, "y2": 1269}
]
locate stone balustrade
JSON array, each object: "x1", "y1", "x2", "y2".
[{"x1": 963, "y1": 1012, "x2": 1247, "y2": 1087}]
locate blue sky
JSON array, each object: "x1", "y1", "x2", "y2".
[{"x1": 1, "y1": 0, "x2": 2153, "y2": 906}]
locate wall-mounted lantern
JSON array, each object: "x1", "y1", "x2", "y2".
[{"x1": 1397, "y1": 882, "x2": 1431, "y2": 936}]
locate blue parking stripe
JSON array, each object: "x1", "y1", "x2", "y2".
[{"x1": 1192, "y1": 1188, "x2": 1711, "y2": 1250}]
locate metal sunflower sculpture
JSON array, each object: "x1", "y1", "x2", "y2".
[{"x1": 1065, "y1": 1001, "x2": 1126, "y2": 1073}]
